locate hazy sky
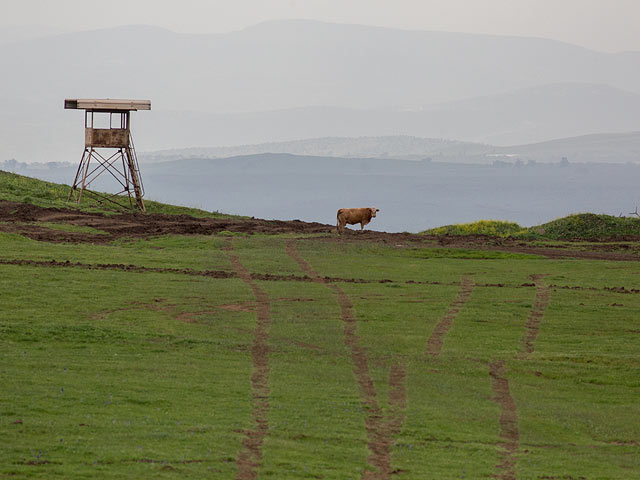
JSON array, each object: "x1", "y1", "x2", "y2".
[{"x1": 2, "y1": 0, "x2": 639, "y2": 52}]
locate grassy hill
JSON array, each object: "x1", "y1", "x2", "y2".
[
  {"x1": 0, "y1": 170, "x2": 238, "y2": 218},
  {"x1": 1, "y1": 173, "x2": 639, "y2": 479},
  {"x1": 422, "y1": 215, "x2": 640, "y2": 240}
]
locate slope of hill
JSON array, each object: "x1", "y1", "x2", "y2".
[
  {"x1": 494, "y1": 131, "x2": 640, "y2": 163},
  {"x1": 132, "y1": 82, "x2": 640, "y2": 150},
  {"x1": 140, "y1": 136, "x2": 493, "y2": 162},
  {"x1": 0, "y1": 169, "x2": 236, "y2": 218}
]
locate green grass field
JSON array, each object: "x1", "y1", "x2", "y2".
[
  {"x1": 1, "y1": 171, "x2": 639, "y2": 479},
  {"x1": 2, "y1": 225, "x2": 639, "y2": 479},
  {"x1": 0, "y1": 170, "x2": 239, "y2": 218}
]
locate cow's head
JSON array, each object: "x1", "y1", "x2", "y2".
[{"x1": 370, "y1": 207, "x2": 379, "y2": 217}]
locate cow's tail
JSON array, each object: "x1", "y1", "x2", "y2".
[{"x1": 336, "y1": 209, "x2": 342, "y2": 234}]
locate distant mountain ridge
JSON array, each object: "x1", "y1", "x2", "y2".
[
  {"x1": 131, "y1": 82, "x2": 640, "y2": 150},
  {"x1": 140, "y1": 136, "x2": 491, "y2": 161},
  {"x1": 2, "y1": 20, "x2": 640, "y2": 162},
  {"x1": 141, "y1": 131, "x2": 640, "y2": 164}
]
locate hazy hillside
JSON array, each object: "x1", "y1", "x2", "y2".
[
  {"x1": 131, "y1": 83, "x2": 640, "y2": 149},
  {"x1": 140, "y1": 136, "x2": 493, "y2": 162},
  {"x1": 495, "y1": 131, "x2": 640, "y2": 163},
  {"x1": 2, "y1": 20, "x2": 640, "y2": 163},
  {"x1": 3, "y1": 20, "x2": 640, "y2": 111},
  {"x1": 141, "y1": 131, "x2": 640, "y2": 164},
  {"x1": 0, "y1": 26, "x2": 69, "y2": 46}
]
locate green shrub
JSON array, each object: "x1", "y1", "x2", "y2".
[
  {"x1": 421, "y1": 220, "x2": 525, "y2": 237},
  {"x1": 530, "y1": 213, "x2": 640, "y2": 240},
  {"x1": 422, "y1": 214, "x2": 640, "y2": 240}
]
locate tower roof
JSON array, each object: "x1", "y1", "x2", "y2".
[{"x1": 64, "y1": 99, "x2": 151, "y2": 112}]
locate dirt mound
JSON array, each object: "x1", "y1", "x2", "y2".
[
  {"x1": 1, "y1": 200, "x2": 639, "y2": 261},
  {"x1": 0, "y1": 200, "x2": 331, "y2": 242}
]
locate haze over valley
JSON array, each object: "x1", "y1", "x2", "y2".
[{"x1": 2, "y1": 20, "x2": 640, "y2": 161}]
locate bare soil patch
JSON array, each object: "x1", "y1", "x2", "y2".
[
  {"x1": 218, "y1": 302, "x2": 257, "y2": 313},
  {"x1": 0, "y1": 201, "x2": 329, "y2": 243}
]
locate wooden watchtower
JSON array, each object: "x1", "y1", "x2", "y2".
[{"x1": 65, "y1": 98, "x2": 150, "y2": 211}]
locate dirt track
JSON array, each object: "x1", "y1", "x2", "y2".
[
  {"x1": 224, "y1": 238, "x2": 272, "y2": 480},
  {"x1": 286, "y1": 239, "x2": 407, "y2": 480},
  {"x1": 2, "y1": 200, "x2": 640, "y2": 261},
  {"x1": 520, "y1": 275, "x2": 551, "y2": 358},
  {"x1": 425, "y1": 275, "x2": 475, "y2": 357},
  {"x1": 489, "y1": 360, "x2": 519, "y2": 480}
]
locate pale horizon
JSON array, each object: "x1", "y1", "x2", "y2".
[{"x1": 2, "y1": 0, "x2": 640, "y2": 53}]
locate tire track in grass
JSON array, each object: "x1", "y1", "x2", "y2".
[
  {"x1": 489, "y1": 360, "x2": 519, "y2": 480},
  {"x1": 223, "y1": 238, "x2": 271, "y2": 480},
  {"x1": 520, "y1": 274, "x2": 550, "y2": 357},
  {"x1": 425, "y1": 276, "x2": 475, "y2": 357},
  {"x1": 386, "y1": 362, "x2": 407, "y2": 437},
  {"x1": 286, "y1": 239, "x2": 406, "y2": 479}
]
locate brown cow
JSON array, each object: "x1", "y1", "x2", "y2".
[{"x1": 336, "y1": 207, "x2": 379, "y2": 234}]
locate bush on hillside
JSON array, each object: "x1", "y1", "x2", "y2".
[
  {"x1": 422, "y1": 214, "x2": 640, "y2": 240},
  {"x1": 530, "y1": 213, "x2": 640, "y2": 240},
  {"x1": 422, "y1": 220, "x2": 525, "y2": 237}
]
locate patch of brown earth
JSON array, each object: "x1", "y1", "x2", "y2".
[
  {"x1": 0, "y1": 200, "x2": 330, "y2": 243},
  {"x1": 218, "y1": 302, "x2": 257, "y2": 312},
  {"x1": 0, "y1": 258, "x2": 235, "y2": 279},
  {"x1": 223, "y1": 238, "x2": 271, "y2": 480},
  {"x1": 520, "y1": 275, "x2": 551, "y2": 357},
  {"x1": 274, "y1": 297, "x2": 316, "y2": 303},
  {"x1": 489, "y1": 360, "x2": 520, "y2": 480},
  {"x1": 286, "y1": 239, "x2": 407, "y2": 480},
  {"x1": 2, "y1": 200, "x2": 640, "y2": 261},
  {"x1": 425, "y1": 276, "x2": 475, "y2": 357},
  {"x1": 135, "y1": 458, "x2": 205, "y2": 464}
]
